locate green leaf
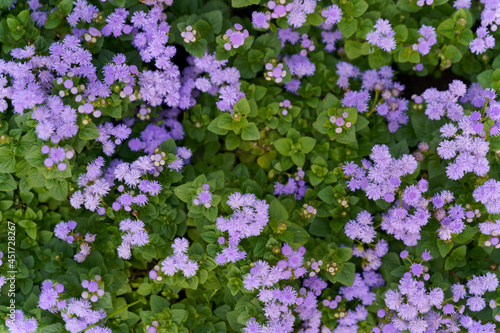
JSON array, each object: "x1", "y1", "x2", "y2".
[
  {"x1": 318, "y1": 186, "x2": 335, "y2": 205},
  {"x1": 201, "y1": 10, "x2": 223, "y2": 34},
  {"x1": 444, "y1": 257, "x2": 457, "y2": 270},
  {"x1": 48, "y1": 180, "x2": 68, "y2": 201},
  {"x1": 231, "y1": 0, "x2": 259, "y2": 7},
  {"x1": 352, "y1": 0, "x2": 368, "y2": 17},
  {"x1": 291, "y1": 152, "x2": 305, "y2": 167},
  {"x1": 274, "y1": 138, "x2": 292, "y2": 155},
  {"x1": 450, "y1": 245, "x2": 466, "y2": 260},
  {"x1": 225, "y1": 133, "x2": 241, "y2": 150},
  {"x1": 298, "y1": 137, "x2": 316, "y2": 153},
  {"x1": 344, "y1": 40, "x2": 362, "y2": 60},
  {"x1": 336, "y1": 247, "x2": 353, "y2": 261},
  {"x1": 79, "y1": 122, "x2": 100, "y2": 140},
  {"x1": 338, "y1": 19, "x2": 358, "y2": 39},
  {"x1": 241, "y1": 123, "x2": 260, "y2": 141},
  {"x1": 437, "y1": 239, "x2": 453, "y2": 258},
  {"x1": 306, "y1": 12, "x2": 324, "y2": 25},
  {"x1": 336, "y1": 262, "x2": 356, "y2": 286},
  {"x1": 137, "y1": 283, "x2": 152, "y2": 295},
  {"x1": 150, "y1": 295, "x2": 169, "y2": 314},
  {"x1": 45, "y1": 10, "x2": 63, "y2": 29},
  {"x1": 0, "y1": 147, "x2": 15, "y2": 173},
  {"x1": 58, "y1": 0, "x2": 73, "y2": 14},
  {"x1": 170, "y1": 309, "x2": 188, "y2": 324},
  {"x1": 217, "y1": 113, "x2": 235, "y2": 131},
  {"x1": 269, "y1": 198, "x2": 289, "y2": 222},
  {"x1": 234, "y1": 97, "x2": 251, "y2": 115},
  {"x1": 442, "y1": 45, "x2": 462, "y2": 63}
]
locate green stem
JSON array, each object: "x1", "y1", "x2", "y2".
[
  {"x1": 82, "y1": 299, "x2": 144, "y2": 332},
  {"x1": 367, "y1": 90, "x2": 380, "y2": 117}
]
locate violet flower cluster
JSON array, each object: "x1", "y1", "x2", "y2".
[
  {"x1": 5, "y1": 310, "x2": 38, "y2": 333},
  {"x1": 242, "y1": 244, "x2": 339, "y2": 332},
  {"x1": 366, "y1": 19, "x2": 397, "y2": 52},
  {"x1": 223, "y1": 23, "x2": 249, "y2": 51},
  {"x1": 343, "y1": 144, "x2": 418, "y2": 202},
  {"x1": 149, "y1": 237, "x2": 199, "y2": 279},
  {"x1": 339, "y1": 65, "x2": 409, "y2": 132},
  {"x1": 38, "y1": 279, "x2": 111, "y2": 333},
  {"x1": 473, "y1": 179, "x2": 500, "y2": 214},
  {"x1": 54, "y1": 220, "x2": 96, "y2": 262},
  {"x1": 81, "y1": 276, "x2": 106, "y2": 303},
  {"x1": 380, "y1": 180, "x2": 431, "y2": 247},
  {"x1": 70, "y1": 153, "x2": 169, "y2": 213},
  {"x1": 431, "y1": 190, "x2": 469, "y2": 241},
  {"x1": 479, "y1": 219, "x2": 500, "y2": 248},
  {"x1": 193, "y1": 183, "x2": 213, "y2": 208},
  {"x1": 330, "y1": 271, "x2": 385, "y2": 331},
  {"x1": 96, "y1": 123, "x2": 132, "y2": 156},
  {"x1": 436, "y1": 113, "x2": 490, "y2": 180},
  {"x1": 470, "y1": 26, "x2": 495, "y2": 54},
  {"x1": 243, "y1": 244, "x2": 307, "y2": 291},
  {"x1": 273, "y1": 168, "x2": 307, "y2": 200},
  {"x1": 117, "y1": 219, "x2": 150, "y2": 260},
  {"x1": 352, "y1": 239, "x2": 389, "y2": 271},
  {"x1": 413, "y1": 25, "x2": 437, "y2": 55},
  {"x1": 381, "y1": 255, "x2": 498, "y2": 333},
  {"x1": 344, "y1": 211, "x2": 376, "y2": 244},
  {"x1": 419, "y1": 79, "x2": 467, "y2": 121},
  {"x1": 215, "y1": 192, "x2": 269, "y2": 265}
]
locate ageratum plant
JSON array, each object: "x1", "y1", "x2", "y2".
[{"x1": 1, "y1": 0, "x2": 500, "y2": 332}]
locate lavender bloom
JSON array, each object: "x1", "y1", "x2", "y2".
[
  {"x1": 215, "y1": 193, "x2": 269, "y2": 265},
  {"x1": 321, "y1": 5, "x2": 342, "y2": 25},
  {"x1": 344, "y1": 144, "x2": 418, "y2": 203},
  {"x1": 473, "y1": 179, "x2": 500, "y2": 214},
  {"x1": 470, "y1": 26, "x2": 495, "y2": 54},
  {"x1": 118, "y1": 219, "x2": 150, "y2": 260},
  {"x1": 54, "y1": 221, "x2": 77, "y2": 243},
  {"x1": 366, "y1": 19, "x2": 397, "y2": 52},
  {"x1": 344, "y1": 211, "x2": 376, "y2": 243},
  {"x1": 154, "y1": 238, "x2": 199, "y2": 278},
  {"x1": 413, "y1": 25, "x2": 437, "y2": 55},
  {"x1": 5, "y1": 310, "x2": 38, "y2": 333}
]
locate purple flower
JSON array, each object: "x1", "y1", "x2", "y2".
[{"x1": 366, "y1": 19, "x2": 396, "y2": 52}]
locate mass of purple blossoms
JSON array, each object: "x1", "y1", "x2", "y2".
[{"x1": 215, "y1": 192, "x2": 269, "y2": 265}]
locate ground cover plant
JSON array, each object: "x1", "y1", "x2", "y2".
[{"x1": 1, "y1": 0, "x2": 500, "y2": 332}]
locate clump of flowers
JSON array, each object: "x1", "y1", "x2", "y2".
[
  {"x1": 366, "y1": 19, "x2": 397, "y2": 52},
  {"x1": 343, "y1": 144, "x2": 418, "y2": 202},
  {"x1": 223, "y1": 23, "x2": 249, "y2": 50},
  {"x1": 181, "y1": 25, "x2": 197, "y2": 43},
  {"x1": 279, "y1": 99, "x2": 292, "y2": 116},
  {"x1": 150, "y1": 237, "x2": 199, "y2": 279},
  {"x1": 273, "y1": 170, "x2": 307, "y2": 200},
  {"x1": 436, "y1": 114, "x2": 490, "y2": 180},
  {"x1": 38, "y1": 279, "x2": 112, "y2": 332},
  {"x1": 41, "y1": 145, "x2": 74, "y2": 171},
  {"x1": 81, "y1": 275, "x2": 105, "y2": 303},
  {"x1": 321, "y1": 5, "x2": 342, "y2": 25},
  {"x1": 96, "y1": 123, "x2": 132, "y2": 156},
  {"x1": 5, "y1": 310, "x2": 38, "y2": 333},
  {"x1": 193, "y1": 183, "x2": 213, "y2": 208},
  {"x1": 117, "y1": 218, "x2": 150, "y2": 260},
  {"x1": 473, "y1": 179, "x2": 500, "y2": 214},
  {"x1": 264, "y1": 60, "x2": 287, "y2": 83},
  {"x1": 345, "y1": 211, "x2": 376, "y2": 243},
  {"x1": 54, "y1": 221, "x2": 97, "y2": 262},
  {"x1": 413, "y1": 25, "x2": 437, "y2": 55},
  {"x1": 353, "y1": 239, "x2": 389, "y2": 271},
  {"x1": 470, "y1": 26, "x2": 495, "y2": 54},
  {"x1": 215, "y1": 192, "x2": 269, "y2": 265}
]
